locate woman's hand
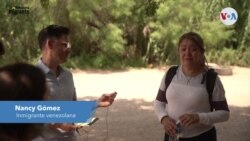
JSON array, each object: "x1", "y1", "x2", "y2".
[
  {"x1": 161, "y1": 116, "x2": 177, "y2": 137},
  {"x1": 179, "y1": 114, "x2": 199, "y2": 127}
]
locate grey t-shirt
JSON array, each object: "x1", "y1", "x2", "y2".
[{"x1": 35, "y1": 59, "x2": 77, "y2": 141}]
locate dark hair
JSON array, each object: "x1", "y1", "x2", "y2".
[
  {"x1": 0, "y1": 41, "x2": 4, "y2": 55},
  {"x1": 38, "y1": 24, "x2": 70, "y2": 49},
  {"x1": 0, "y1": 63, "x2": 46, "y2": 100},
  {"x1": 0, "y1": 63, "x2": 46, "y2": 141},
  {"x1": 178, "y1": 32, "x2": 205, "y2": 53}
]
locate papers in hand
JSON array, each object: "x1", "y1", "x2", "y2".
[{"x1": 76, "y1": 117, "x2": 99, "y2": 127}]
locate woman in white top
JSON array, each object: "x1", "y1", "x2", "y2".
[{"x1": 154, "y1": 32, "x2": 229, "y2": 141}]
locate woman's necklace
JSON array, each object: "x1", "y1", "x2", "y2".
[
  {"x1": 186, "y1": 76, "x2": 192, "y2": 85},
  {"x1": 183, "y1": 65, "x2": 203, "y2": 85},
  {"x1": 182, "y1": 66, "x2": 202, "y2": 85}
]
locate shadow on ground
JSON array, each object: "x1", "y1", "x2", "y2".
[{"x1": 77, "y1": 98, "x2": 250, "y2": 141}]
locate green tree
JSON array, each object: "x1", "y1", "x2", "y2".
[
  {"x1": 148, "y1": 0, "x2": 232, "y2": 65},
  {"x1": 0, "y1": 0, "x2": 249, "y2": 68}
]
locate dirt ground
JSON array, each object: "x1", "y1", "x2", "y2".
[{"x1": 73, "y1": 66, "x2": 250, "y2": 141}]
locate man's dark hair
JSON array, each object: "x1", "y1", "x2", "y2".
[
  {"x1": 38, "y1": 24, "x2": 70, "y2": 49},
  {"x1": 0, "y1": 41, "x2": 4, "y2": 55}
]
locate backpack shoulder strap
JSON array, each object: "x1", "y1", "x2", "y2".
[
  {"x1": 165, "y1": 66, "x2": 178, "y2": 90},
  {"x1": 156, "y1": 66, "x2": 178, "y2": 103},
  {"x1": 206, "y1": 68, "x2": 217, "y2": 111}
]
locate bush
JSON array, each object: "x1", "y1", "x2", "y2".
[
  {"x1": 206, "y1": 48, "x2": 242, "y2": 66},
  {"x1": 238, "y1": 48, "x2": 250, "y2": 66},
  {"x1": 64, "y1": 52, "x2": 146, "y2": 70}
]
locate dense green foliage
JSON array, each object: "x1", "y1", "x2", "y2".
[{"x1": 0, "y1": 0, "x2": 249, "y2": 68}]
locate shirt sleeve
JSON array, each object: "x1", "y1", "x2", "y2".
[
  {"x1": 153, "y1": 100, "x2": 168, "y2": 122},
  {"x1": 155, "y1": 72, "x2": 168, "y2": 103},
  {"x1": 199, "y1": 76, "x2": 230, "y2": 125},
  {"x1": 154, "y1": 72, "x2": 168, "y2": 122},
  {"x1": 73, "y1": 88, "x2": 77, "y2": 101},
  {"x1": 71, "y1": 72, "x2": 77, "y2": 101}
]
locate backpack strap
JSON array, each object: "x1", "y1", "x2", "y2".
[
  {"x1": 165, "y1": 66, "x2": 178, "y2": 91},
  {"x1": 205, "y1": 69, "x2": 217, "y2": 111},
  {"x1": 156, "y1": 66, "x2": 178, "y2": 103}
]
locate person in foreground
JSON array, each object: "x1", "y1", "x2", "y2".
[
  {"x1": 154, "y1": 32, "x2": 229, "y2": 141},
  {"x1": 35, "y1": 24, "x2": 117, "y2": 141},
  {"x1": 0, "y1": 63, "x2": 47, "y2": 141}
]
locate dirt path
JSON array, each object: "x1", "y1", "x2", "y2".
[{"x1": 73, "y1": 66, "x2": 250, "y2": 141}]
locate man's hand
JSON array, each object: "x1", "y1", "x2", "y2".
[
  {"x1": 48, "y1": 123, "x2": 81, "y2": 132},
  {"x1": 97, "y1": 92, "x2": 117, "y2": 107}
]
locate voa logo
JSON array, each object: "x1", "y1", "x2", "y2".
[{"x1": 220, "y1": 7, "x2": 238, "y2": 26}]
